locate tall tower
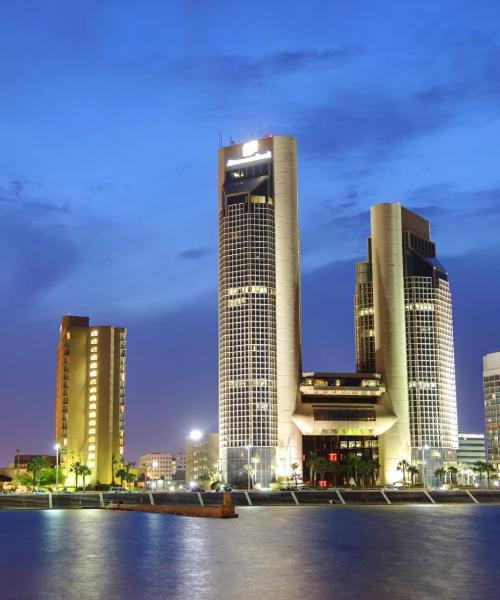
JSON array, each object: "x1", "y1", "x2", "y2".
[
  {"x1": 218, "y1": 136, "x2": 302, "y2": 486},
  {"x1": 55, "y1": 316, "x2": 126, "y2": 487},
  {"x1": 355, "y1": 204, "x2": 459, "y2": 481}
]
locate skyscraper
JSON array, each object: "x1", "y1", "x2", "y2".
[
  {"x1": 483, "y1": 352, "x2": 500, "y2": 468},
  {"x1": 55, "y1": 316, "x2": 126, "y2": 487},
  {"x1": 218, "y1": 136, "x2": 302, "y2": 486},
  {"x1": 355, "y1": 204, "x2": 458, "y2": 481}
]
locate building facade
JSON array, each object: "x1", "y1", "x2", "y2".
[
  {"x1": 483, "y1": 352, "x2": 500, "y2": 467},
  {"x1": 457, "y1": 433, "x2": 486, "y2": 468},
  {"x1": 185, "y1": 433, "x2": 219, "y2": 486},
  {"x1": 139, "y1": 453, "x2": 176, "y2": 485},
  {"x1": 218, "y1": 136, "x2": 302, "y2": 486},
  {"x1": 355, "y1": 204, "x2": 459, "y2": 480},
  {"x1": 55, "y1": 316, "x2": 126, "y2": 487}
]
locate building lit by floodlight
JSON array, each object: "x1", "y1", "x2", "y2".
[
  {"x1": 218, "y1": 136, "x2": 302, "y2": 486},
  {"x1": 55, "y1": 315, "x2": 126, "y2": 487}
]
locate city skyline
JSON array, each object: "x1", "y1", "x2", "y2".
[{"x1": 2, "y1": 1, "x2": 500, "y2": 464}]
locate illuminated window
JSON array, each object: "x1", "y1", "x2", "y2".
[
  {"x1": 89, "y1": 403, "x2": 96, "y2": 410},
  {"x1": 88, "y1": 428, "x2": 96, "y2": 435},
  {"x1": 90, "y1": 362, "x2": 97, "y2": 369},
  {"x1": 90, "y1": 338, "x2": 98, "y2": 345},
  {"x1": 89, "y1": 379, "x2": 97, "y2": 385},
  {"x1": 89, "y1": 387, "x2": 97, "y2": 393},
  {"x1": 88, "y1": 453, "x2": 96, "y2": 460},
  {"x1": 66, "y1": 332, "x2": 71, "y2": 340},
  {"x1": 90, "y1": 347, "x2": 98, "y2": 354},
  {"x1": 89, "y1": 411, "x2": 96, "y2": 418},
  {"x1": 89, "y1": 420, "x2": 96, "y2": 427},
  {"x1": 88, "y1": 437, "x2": 96, "y2": 443},
  {"x1": 89, "y1": 370, "x2": 97, "y2": 377},
  {"x1": 88, "y1": 444, "x2": 96, "y2": 451},
  {"x1": 88, "y1": 461, "x2": 95, "y2": 468},
  {"x1": 90, "y1": 330, "x2": 99, "y2": 337},
  {"x1": 89, "y1": 394, "x2": 97, "y2": 401},
  {"x1": 119, "y1": 447, "x2": 124, "y2": 455}
]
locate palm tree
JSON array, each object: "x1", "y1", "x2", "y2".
[
  {"x1": 28, "y1": 456, "x2": 48, "y2": 490},
  {"x1": 290, "y1": 463, "x2": 300, "y2": 488},
  {"x1": 80, "y1": 465, "x2": 91, "y2": 491},
  {"x1": 346, "y1": 455, "x2": 364, "y2": 486},
  {"x1": 397, "y1": 459, "x2": 411, "y2": 486},
  {"x1": 305, "y1": 456, "x2": 319, "y2": 485},
  {"x1": 124, "y1": 472, "x2": 136, "y2": 489},
  {"x1": 70, "y1": 461, "x2": 82, "y2": 491},
  {"x1": 473, "y1": 461, "x2": 487, "y2": 488},
  {"x1": 115, "y1": 468, "x2": 127, "y2": 488},
  {"x1": 243, "y1": 464, "x2": 255, "y2": 489},
  {"x1": 408, "y1": 465, "x2": 419, "y2": 486},
  {"x1": 447, "y1": 465, "x2": 459, "y2": 486},
  {"x1": 251, "y1": 455, "x2": 261, "y2": 486},
  {"x1": 315, "y1": 457, "x2": 330, "y2": 485},
  {"x1": 328, "y1": 461, "x2": 345, "y2": 487},
  {"x1": 434, "y1": 467, "x2": 446, "y2": 485},
  {"x1": 357, "y1": 459, "x2": 373, "y2": 489}
]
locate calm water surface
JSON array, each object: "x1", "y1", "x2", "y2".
[{"x1": 1, "y1": 505, "x2": 499, "y2": 600}]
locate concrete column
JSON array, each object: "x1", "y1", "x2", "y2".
[{"x1": 371, "y1": 203, "x2": 411, "y2": 484}]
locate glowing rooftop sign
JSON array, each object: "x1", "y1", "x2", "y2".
[
  {"x1": 226, "y1": 151, "x2": 272, "y2": 167},
  {"x1": 242, "y1": 140, "x2": 258, "y2": 157}
]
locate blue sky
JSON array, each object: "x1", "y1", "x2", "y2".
[{"x1": 1, "y1": 0, "x2": 499, "y2": 464}]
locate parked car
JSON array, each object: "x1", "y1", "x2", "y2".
[{"x1": 110, "y1": 487, "x2": 128, "y2": 493}]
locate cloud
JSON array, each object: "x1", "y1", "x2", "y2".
[{"x1": 178, "y1": 247, "x2": 213, "y2": 261}]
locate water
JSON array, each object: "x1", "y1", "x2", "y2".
[{"x1": 1, "y1": 505, "x2": 499, "y2": 600}]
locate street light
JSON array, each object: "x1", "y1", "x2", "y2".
[
  {"x1": 419, "y1": 445, "x2": 430, "y2": 488},
  {"x1": 152, "y1": 460, "x2": 158, "y2": 490},
  {"x1": 245, "y1": 444, "x2": 252, "y2": 490},
  {"x1": 189, "y1": 430, "x2": 202, "y2": 441},
  {"x1": 54, "y1": 443, "x2": 61, "y2": 492}
]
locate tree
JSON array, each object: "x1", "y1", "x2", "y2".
[
  {"x1": 80, "y1": 465, "x2": 91, "y2": 490},
  {"x1": 473, "y1": 461, "x2": 488, "y2": 488},
  {"x1": 447, "y1": 465, "x2": 459, "y2": 486},
  {"x1": 28, "y1": 456, "x2": 49, "y2": 490},
  {"x1": 315, "y1": 457, "x2": 330, "y2": 485},
  {"x1": 290, "y1": 463, "x2": 301, "y2": 488},
  {"x1": 70, "y1": 461, "x2": 82, "y2": 491},
  {"x1": 327, "y1": 461, "x2": 344, "y2": 487},
  {"x1": 305, "y1": 456, "x2": 319, "y2": 485},
  {"x1": 39, "y1": 467, "x2": 65, "y2": 489},
  {"x1": 124, "y1": 472, "x2": 136, "y2": 488},
  {"x1": 115, "y1": 468, "x2": 127, "y2": 488},
  {"x1": 243, "y1": 464, "x2": 255, "y2": 489},
  {"x1": 397, "y1": 459, "x2": 411, "y2": 486},
  {"x1": 346, "y1": 455, "x2": 364, "y2": 486},
  {"x1": 408, "y1": 465, "x2": 419, "y2": 486},
  {"x1": 434, "y1": 467, "x2": 446, "y2": 485},
  {"x1": 357, "y1": 460, "x2": 373, "y2": 489},
  {"x1": 251, "y1": 455, "x2": 261, "y2": 486},
  {"x1": 13, "y1": 472, "x2": 33, "y2": 490}
]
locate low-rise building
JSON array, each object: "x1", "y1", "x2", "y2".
[
  {"x1": 457, "y1": 433, "x2": 486, "y2": 468},
  {"x1": 484, "y1": 352, "x2": 500, "y2": 468},
  {"x1": 139, "y1": 453, "x2": 176, "y2": 485}
]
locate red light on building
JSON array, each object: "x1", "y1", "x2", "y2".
[
  {"x1": 318, "y1": 480, "x2": 327, "y2": 487},
  {"x1": 328, "y1": 453, "x2": 338, "y2": 462}
]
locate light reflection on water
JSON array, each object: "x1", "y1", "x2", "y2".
[{"x1": 1, "y1": 505, "x2": 499, "y2": 599}]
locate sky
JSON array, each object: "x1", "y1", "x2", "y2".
[{"x1": 1, "y1": 0, "x2": 499, "y2": 465}]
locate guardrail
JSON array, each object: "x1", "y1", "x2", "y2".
[{"x1": 2, "y1": 489, "x2": 500, "y2": 510}]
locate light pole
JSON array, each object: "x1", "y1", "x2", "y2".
[
  {"x1": 152, "y1": 460, "x2": 158, "y2": 490},
  {"x1": 54, "y1": 443, "x2": 61, "y2": 492},
  {"x1": 245, "y1": 444, "x2": 252, "y2": 490},
  {"x1": 419, "y1": 445, "x2": 430, "y2": 488}
]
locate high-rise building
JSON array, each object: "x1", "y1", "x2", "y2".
[
  {"x1": 355, "y1": 204, "x2": 458, "y2": 481},
  {"x1": 55, "y1": 316, "x2": 126, "y2": 487},
  {"x1": 483, "y1": 352, "x2": 500, "y2": 468},
  {"x1": 218, "y1": 136, "x2": 302, "y2": 486},
  {"x1": 185, "y1": 433, "x2": 219, "y2": 486}
]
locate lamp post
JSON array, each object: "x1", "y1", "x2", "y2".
[
  {"x1": 419, "y1": 445, "x2": 430, "y2": 488},
  {"x1": 152, "y1": 460, "x2": 158, "y2": 490},
  {"x1": 54, "y1": 443, "x2": 61, "y2": 492},
  {"x1": 245, "y1": 444, "x2": 252, "y2": 490}
]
